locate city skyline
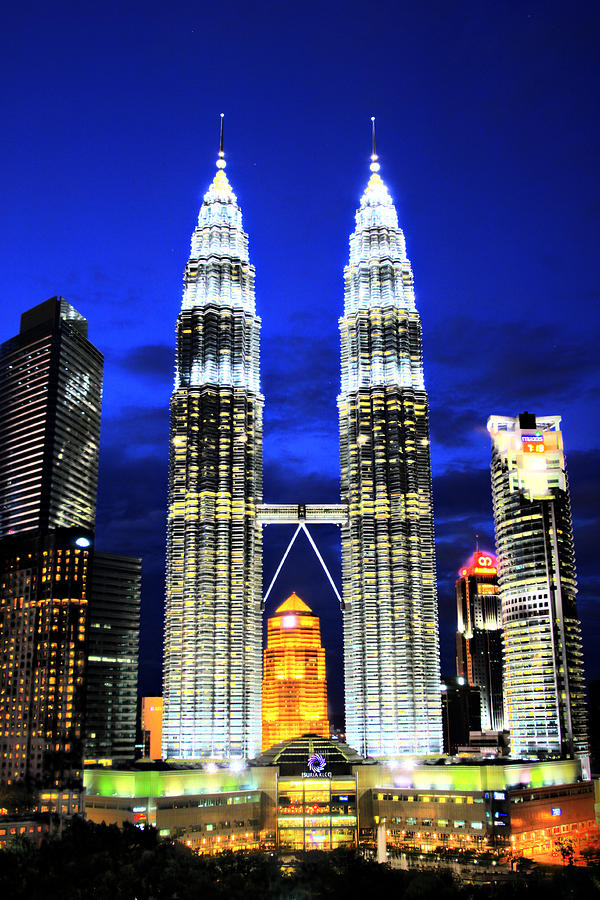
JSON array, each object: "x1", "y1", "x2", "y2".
[{"x1": 1, "y1": 2, "x2": 598, "y2": 721}]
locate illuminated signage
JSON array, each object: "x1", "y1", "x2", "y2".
[
  {"x1": 307, "y1": 753, "x2": 326, "y2": 774},
  {"x1": 522, "y1": 431, "x2": 545, "y2": 453},
  {"x1": 552, "y1": 807, "x2": 562, "y2": 817},
  {"x1": 303, "y1": 752, "x2": 330, "y2": 778},
  {"x1": 461, "y1": 553, "x2": 498, "y2": 577}
]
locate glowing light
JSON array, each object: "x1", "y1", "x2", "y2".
[
  {"x1": 229, "y1": 759, "x2": 245, "y2": 773},
  {"x1": 204, "y1": 762, "x2": 218, "y2": 774},
  {"x1": 75, "y1": 536, "x2": 91, "y2": 548},
  {"x1": 262, "y1": 594, "x2": 329, "y2": 750},
  {"x1": 307, "y1": 753, "x2": 326, "y2": 774}
]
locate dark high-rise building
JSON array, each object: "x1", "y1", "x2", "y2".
[
  {"x1": 163, "y1": 131, "x2": 263, "y2": 759},
  {"x1": 441, "y1": 676, "x2": 481, "y2": 755},
  {"x1": 0, "y1": 297, "x2": 103, "y2": 538},
  {"x1": 0, "y1": 527, "x2": 93, "y2": 786},
  {"x1": 339, "y1": 129, "x2": 442, "y2": 756},
  {"x1": 456, "y1": 549, "x2": 504, "y2": 732},
  {"x1": 85, "y1": 553, "x2": 141, "y2": 762},
  {"x1": 488, "y1": 413, "x2": 588, "y2": 764}
]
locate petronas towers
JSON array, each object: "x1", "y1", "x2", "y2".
[{"x1": 163, "y1": 123, "x2": 442, "y2": 760}]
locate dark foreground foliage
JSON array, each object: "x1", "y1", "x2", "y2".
[{"x1": 1, "y1": 818, "x2": 600, "y2": 899}]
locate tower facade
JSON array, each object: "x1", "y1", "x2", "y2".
[
  {"x1": 456, "y1": 550, "x2": 504, "y2": 732},
  {"x1": 262, "y1": 592, "x2": 329, "y2": 751},
  {"x1": 85, "y1": 552, "x2": 141, "y2": 761},
  {"x1": 338, "y1": 142, "x2": 442, "y2": 756},
  {"x1": 488, "y1": 412, "x2": 588, "y2": 760},
  {"x1": 0, "y1": 298, "x2": 102, "y2": 792},
  {"x1": 0, "y1": 297, "x2": 103, "y2": 538},
  {"x1": 163, "y1": 141, "x2": 263, "y2": 760}
]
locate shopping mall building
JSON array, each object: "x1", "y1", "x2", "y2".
[{"x1": 84, "y1": 735, "x2": 598, "y2": 859}]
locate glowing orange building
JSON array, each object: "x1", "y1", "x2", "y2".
[{"x1": 262, "y1": 593, "x2": 329, "y2": 751}]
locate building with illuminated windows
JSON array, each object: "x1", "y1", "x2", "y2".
[
  {"x1": 0, "y1": 527, "x2": 93, "y2": 788},
  {"x1": 84, "y1": 738, "x2": 596, "y2": 859},
  {"x1": 338, "y1": 128, "x2": 442, "y2": 757},
  {"x1": 0, "y1": 297, "x2": 103, "y2": 539},
  {"x1": 262, "y1": 593, "x2": 329, "y2": 751},
  {"x1": 0, "y1": 298, "x2": 103, "y2": 795},
  {"x1": 488, "y1": 413, "x2": 588, "y2": 763},
  {"x1": 162, "y1": 126, "x2": 263, "y2": 760},
  {"x1": 456, "y1": 549, "x2": 504, "y2": 732}
]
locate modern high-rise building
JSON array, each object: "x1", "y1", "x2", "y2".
[
  {"x1": 456, "y1": 549, "x2": 504, "y2": 732},
  {"x1": 0, "y1": 297, "x2": 103, "y2": 539},
  {"x1": 0, "y1": 526, "x2": 93, "y2": 787},
  {"x1": 338, "y1": 131, "x2": 442, "y2": 756},
  {"x1": 488, "y1": 412, "x2": 588, "y2": 762},
  {"x1": 85, "y1": 552, "x2": 141, "y2": 762},
  {"x1": 441, "y1": 675, "x2": 481, "y2": 755},
  {"x1": 162, "y1": 132, "x2": 263, "y2": 760},
  {"x1": 262, "y1": 592, "x2": 329, "y2": 751},
  {"x1": 0, "y1": 298, "x2": 103, "y2": 792}
]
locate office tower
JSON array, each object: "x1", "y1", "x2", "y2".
[
  {"x1": 0, "y1": 297, "x2": 103, "y2": 539},
  {"x1": 262, "y1": 592, "x2": 329, "y2": 751},
  {"x1": 85, "y1": 553, "x2": 141, "y2": 761},
  {"x1": 163, "y1": 130, "x2": 263, "y2": 760},
  {"x1": 441, "y1": 676, "x2": 481, "y2": 755},
  {"x1": 0, "y1": 297, "x2": 102, "y2": 793},
  {"x1": 488, "y1": 412, "x2": 588, "y2": 761},
  {"x1": 456, "y1": 549, "x2": 504, "y2": 732},
  {"x1": 338, "y1": 129, "x2": 442, "y2": 756},
  {"x1": 0, "y1": 527, "x2": 92, "y2": 786},
  {"x1": 140, "y1": 696, "x2": 163, "y2": 760}
]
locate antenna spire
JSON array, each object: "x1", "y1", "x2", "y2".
[
  {"x1": 216, "y1": 113, "x2": 226, "y2": 169},
  {"x1": 370, "y1": 116, "x2": 380, "y2": 172}
]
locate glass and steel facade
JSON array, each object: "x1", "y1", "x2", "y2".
[
  {"x1": 338, "y1": 152, "x2": 442, "y2": 756},
  {"x1": 456, "y1": 550, "x2": 504, "y2": 732},
  {"x1": 0, "y1": 298, "x2": 103, "y2": 539},
  {"x1": 85, "y1": 552, "x2": 141, "y2": 761},
  {"x1": 163, "y1": 149, "x2": 263, "y2": 760},
  {"x1": 488, "y1": 413, "x2": 588, "y2": 761}
]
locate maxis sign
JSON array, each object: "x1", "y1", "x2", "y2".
[{"x1": 302, "y1": 753, "x2": 331, "y2": 778}]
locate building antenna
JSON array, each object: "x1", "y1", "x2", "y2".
[
  {"x1": 217, "y1": 113, "x2": 226, "y2": 169},
  {"x1": 370, "y1": 116, "x2": 380, "y2": 172},
  {"x1": 475, "y1": 533, "x2": 479, "y2": 553}
]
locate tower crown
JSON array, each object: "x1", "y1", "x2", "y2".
[{"x1": 275, "y1": 592, "x2": 313, "y2": 615}]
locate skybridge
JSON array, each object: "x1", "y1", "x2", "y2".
[{"x1": 256, "y1": 504, "x2": 348, "y2": 610}]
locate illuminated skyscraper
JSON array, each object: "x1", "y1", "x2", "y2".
[
  {"x1": 0, "y1": 297, "x2": 103, "y2": 538},
  {"x1": 0, "y1": 528, "x2": 92, "y2": 787},
  {"x1": 456, "y1": 549, "x2": 504, "y2": 732},
  {"x1": 163, "y1": 125, "x2": 263, "y2": 760},
  {"x1": 262, "y1": 592, "x2": 329, "y2": 751},
  {"x1": 0, "y1": 298, "x2": 102, "y2": 793},
  {"x1": 488, "y1": 412, "x2": 588, "y2": 761},
  {"x1": 338, "y1": 127, "x2": 442, "y2": 756}
]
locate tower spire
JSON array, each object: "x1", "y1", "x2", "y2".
[
  {"x1": 217, "y1": 113, "x2": 226, "y2": 169},
  {"x1": 370, "y1": 116, "x2": 380, "y2": 172}
]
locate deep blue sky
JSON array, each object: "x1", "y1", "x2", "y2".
[{"x1": 2, "y1": 1, "x2": 599, "y2": 723}]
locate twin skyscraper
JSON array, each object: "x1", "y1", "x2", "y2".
[{"x1": 162, "y1": 126, "x2": 443, "y2": 761}]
